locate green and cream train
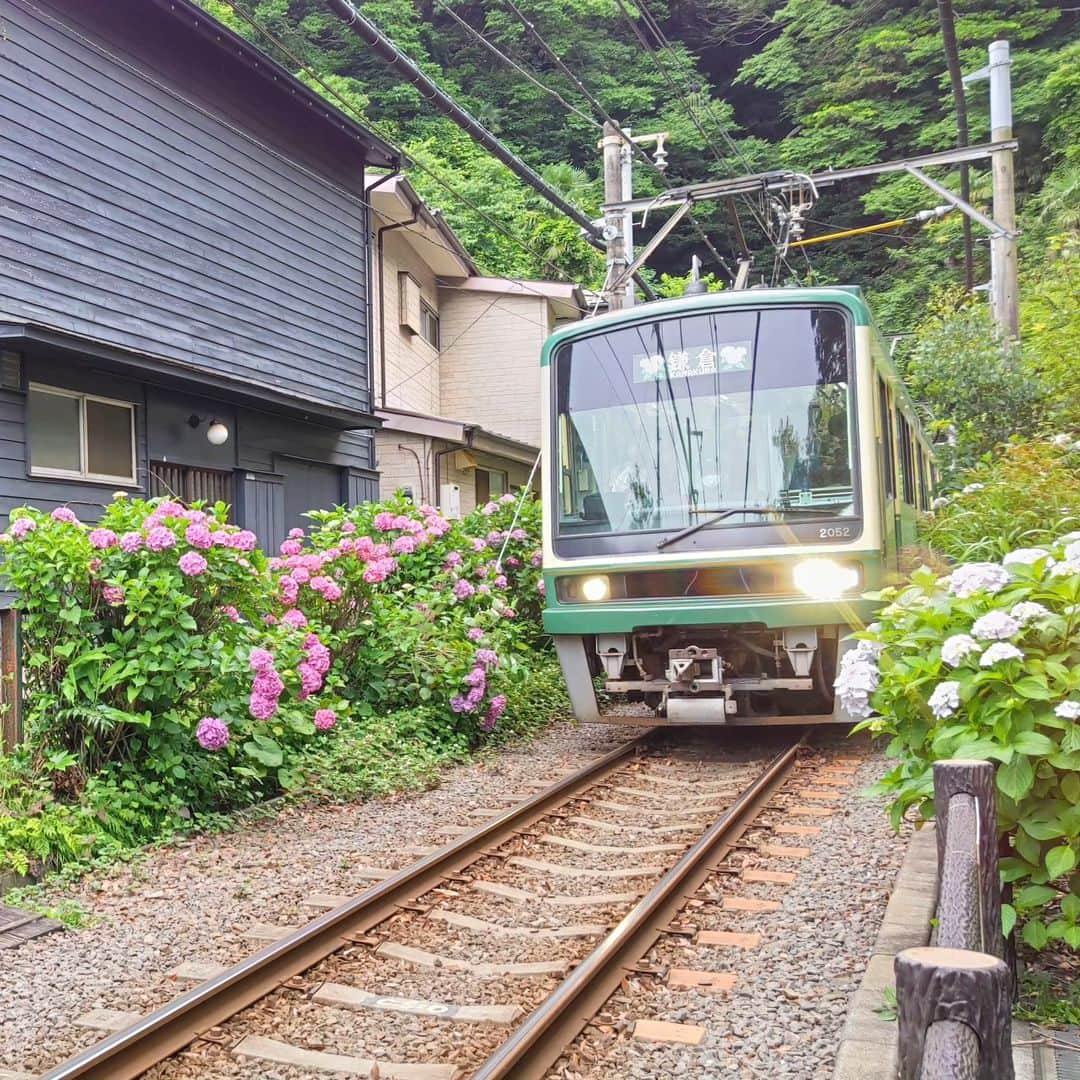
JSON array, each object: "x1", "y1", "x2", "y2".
[{"x1": 539, "y1": 286, "x2": 934, "y2": 726}]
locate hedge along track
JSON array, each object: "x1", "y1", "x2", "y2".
[{"x1": 38, "y1": 731, "x2": 805, "y2": 1080}]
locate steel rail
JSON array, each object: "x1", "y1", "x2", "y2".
[
  {"x1": 473, "y1": 734, "x2": 804, "y2": 1080},
  {"x1": 40, "y1": 733, "x2": 653, "y2": 1080}
]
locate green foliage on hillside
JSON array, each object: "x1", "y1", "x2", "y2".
[{"x1": 200, "y1": 0, "x2": 1077, "y2": 327}]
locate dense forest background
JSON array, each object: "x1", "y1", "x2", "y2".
[{"x1": 204, "y1": 0, "x2": 1077, "y2": 333}]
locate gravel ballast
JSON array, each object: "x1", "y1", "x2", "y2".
[{"x1": 0, "y1": 724, "x2": 910, "y2": 1079}]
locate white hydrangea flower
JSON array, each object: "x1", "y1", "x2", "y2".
[
  {"x1": 971, "y1": 610, "x2": 1020, "y2": 641},
  {"x1": 979, "y1": 642, "x2": 1024, "y2": 667},
  {"x1": 1065, "y1": 541, "x2": 1080, "y2": 563},
  {"x1": 941, "y1": 633, "x2": 980, "y2": 667},
  {"x1": 834, "y1": 644, "x2": 880, "y2": 719},
  {"x1": 1049, "y1": 559, "x2": 1080, "y2": 579},
  {"x1": 1003, "y1": 548, "x2": 1052, "y2": 567},
  {"x1": 1072, "y1": 442, "x2": 1080, "y2": 453},
  {"x1": 947, "y1": 562, "x2": 1010, "y2": 598},
  {"x1": 931, "y1": 497, "x2": 950, "y2": 511},
  {"x1": 1054, "y1": 701, "x2": 1080, "y2": 720},
  {"x1": 1059, "y1": 531, "x2": 1080, "y2": 545},
  {"x1": 928, "y1": 681, "x2": 961, "y2": 719},
  {"x1": 1051, "y1": 433, "x2": 1073, "y2": 448},
  {"x1": 961, "y1": 482, "x2": 985, "y2": 495},
  {"x1": 1010, "y1": 601, "x2": 1050, "y2": 625}
]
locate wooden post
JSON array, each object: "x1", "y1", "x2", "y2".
[
  {"x1": 601, "y1": 122, "x2": 628, "y2": 311},
  {"x1": 934, "y1": 760, "x2": 1002, "y2": 957},
  {"x1": 896, "y1": 947, "x2": 1013, "y2": 1080},
  {"x1": 0, "y1": 608, "x2": 21, "y2": 752}
]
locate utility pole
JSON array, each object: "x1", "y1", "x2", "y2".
[
  {"x1": 602, "y1": 122, "x2": 629, "y2": 311},
  {"x1": 620, "y1": 131, "x2": 636, "y2": 308},
  {"x1": 965, "y1": 40, "x2": 1019, "y2": 338}
]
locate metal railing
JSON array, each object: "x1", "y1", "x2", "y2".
[{"x1": 895, "y1": 760, "x2": 1014, "y2": 1079}]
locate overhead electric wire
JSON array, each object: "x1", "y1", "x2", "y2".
[
  {"x1": 225, "y1": 0, "x2": 602, "y2": 291},
  {"x1": 500, "y1": 0, "x2": 735, "y2": 281},
  {"x1": 612, "y1": 0, "x2": 804, "y2": 284}
]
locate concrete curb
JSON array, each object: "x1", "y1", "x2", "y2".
[{"x1": 833, "y1": 824, "x2": 938, "y2": 1079}]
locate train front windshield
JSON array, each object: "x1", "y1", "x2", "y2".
[{"x1": 554, "y1": 305, "x2": 857, "y2": 548}]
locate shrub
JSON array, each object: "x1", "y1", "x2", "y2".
[
  {"x1": 848, "y1": 534, "x2": 1080, "y2": 950},
  {"x1": 897, "y1": 295, "x2": 1047, "y2": 478},
  {"x1": 922, "y1": 439, "x2": 1080, "y2": 561}
]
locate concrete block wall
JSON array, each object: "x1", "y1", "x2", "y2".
[{"x1": 437, "y1": 290, "x2": 551, "y2": 449}]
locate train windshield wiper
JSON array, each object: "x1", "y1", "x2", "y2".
[{"x1": 656, "y1": 504, "x2": 831, "y2": 550}]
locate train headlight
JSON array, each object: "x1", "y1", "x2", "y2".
[
  {"x1": 581, "y1": 575, "x2": 611, "y2": 602},
  {"x1": 793, "y1": 558, "x2": 859, "y2": 600}
]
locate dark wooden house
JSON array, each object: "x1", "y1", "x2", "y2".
[{"x1": 0, "y1": 0, "x2": 398, "y2": 545}]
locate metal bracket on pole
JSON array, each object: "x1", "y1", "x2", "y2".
[
  {"x1": 903, "y1": 165, "x2": 1016, "y2": 240},
  {"x1": 609, "y1": 199, "x2": 693, "y2": 293}
]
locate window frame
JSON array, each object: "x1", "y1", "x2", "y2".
[
  {"x1": 419, "y1": 300, "x2": 440, "y2": 349},
  {"x1": 28, "y1": 383, "x2": 137, "y2": 485},
  {"x1": 476, "y1": 466, "x2": 509, "y2": 504}
]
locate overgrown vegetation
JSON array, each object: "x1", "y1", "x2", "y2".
[
  {"x1": 198, "y1": 0, "x2": 1078, "y2": 329},
  {"x1": 0, "y1": 493, "x2": 560, "y2": 878}
]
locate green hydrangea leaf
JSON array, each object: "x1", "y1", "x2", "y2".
[
  {"x1": 1046, "y1": 845, "x2": 1078, "y2": 880},
  {"x1": 998, "y1": 755, "x2": 1035, "y2": 801}
]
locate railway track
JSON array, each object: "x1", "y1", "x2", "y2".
[{"x1": 37, "y1": 729, "x2": 860, "y2": 1080}]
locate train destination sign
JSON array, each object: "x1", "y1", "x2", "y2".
[{"x1": 634, "y1": 341, "x2": 752, "y2": 383}]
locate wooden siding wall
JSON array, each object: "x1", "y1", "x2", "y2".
[{"x1": 0, "y1": 0, "x2": 372, "y2": 414}]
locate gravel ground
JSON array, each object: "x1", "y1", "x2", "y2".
[
  {"x1": 0, "y1": 725, "x2": 909, "y2": 1080},
  {"x1": 552, "y1": 737, "x2": 911, "y2": 1080},
  {"x1": 0, "y1": 721, "x2": 628, "y2": 1075}
]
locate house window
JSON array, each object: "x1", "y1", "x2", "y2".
[
  {"x1": 420, "y1": 301, "x2": 440, "y2": 349},
  {"x1": 28, "y1": 384, "x2": 136, "y2": 484},
  {"x1": 475, "y1": 467, "x2": 508, "y2": 504}
]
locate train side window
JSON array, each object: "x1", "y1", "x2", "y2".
[
  {"x1": 877, "y1": 377, "x2": 895, "y2": 500},
  {"x1": 916, "y1": 449, "x2": 929, "y2": 510},
  {"x1": 897, "y1": 414, "x2": 916, "y2": 505}
]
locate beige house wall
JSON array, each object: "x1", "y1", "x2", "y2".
[
  {"x1": 372, "y1": 228, "x2": 442, "y2": 416},
  {"x1": 375, "y1": 432, "x2": 535, "y2": 517},
  {"x1": 437, "y1": 290, "x2": 552, "y2": 448}
]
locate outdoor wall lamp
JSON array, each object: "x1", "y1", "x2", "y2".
[{"x1": 187, "y1": 414, "x2": 230, "y2": 446}]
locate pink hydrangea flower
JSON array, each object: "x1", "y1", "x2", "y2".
[
  {"x1": 506, "y1": 556, "x2": 521, "y2": 568},
  {"x1": 185, "y1": 523, "x2": 213, "y2": 549},
  {"x1": 155, "y1": 501, "x2": 185, "y2": 519},
  {"x1": 499, "y1": 493, "x2": 516, "y2": 505},
  {"x1": 402, "y1": 519, "x2": 424, "y2": 535},
  {"x1": 475, "y1": 648, "x2": 499, "y2": 667},
  {"x1": 341, "y1": 521, "x2": 357, "y2": 534},
  {"x1": 119, "y1": 531, "x2": 142, "y2": 553},
  {"x1": 305, "y1": 641, "x2": 332, "y2": 675},
  {"x1": 279, "y1": 577, "x2": 300, "y2": 604},
  {"x1": 280, "y1": 538, "x2": 302, "y2": 556},
  {"x1": 501, "y1": 607, "x2": 517, "y2": 619},
  {"x1": 467, "y1": 627, "x2": 485, "y2": 642},
  {"x1": 50, "y1": 506, "x2": 79, "y2": 524},
  {"x1": 230, "y1": 530, "x2": 257, "y2": 552},
  {"x1": 373, "y1": 511, "x2": 396, "y2": 531},
  {"x1": 510, "y1": 528, "x2": 527, "y2": 541},
  {"x1": 482, "y1": 694, "x2": 507, "y2": 730},
  {"x1": 88, "y1": 558, "x2": 101, "y2": 573},
  {"x1": 314, "y1": 708, "x2": 337, "y2": 731},
  {"x1": 444, "y1": 550, "x2": 462, "y2": 568},
  {"x1": 453, "y1": 578, "x2": 475, "y2": 600},
  {"x1": 298, "y1": 661, "x2": 323, "y2": 695},
  {"x1": 219, "y1": 604, "x2": 240, "y2": 622},
  {"x1": 178, "y1": 551, "x2": 208, "y2": 576},
  {"x1": 530, "y1": 551, "x2": 543, "y2": 568},
  {"x1": 196, "y1": 716, "x2": 229, "y2": 750},
  {"x1": 253, "y1": 668, "x2": 285, "y2": 699},
  {"x1": 249, "y1": 691, "x2": 278, "y2": 721},
  {"x1": 212, "y1": 530, "x2": 231, "y2": 546},
  {"x1": 480, "y1": 501, "x2": 498, "y2": 516},
  {"x1": 10, "y1": 518, "x2": 36, "y2": 540},
  {"x1": 288, "y1": 527, "x2": 305, "y2": 539},
  {"x1": 464, "y1": 665, "x2": 486, "y2": 688},
  {"x1": 478, "y1": 584, "x2": 491, "y2": 594},
  {"x1": 392, "y1": 534, "x2": 417, "y2": 555},
  {"x1": 493, "y1": 575, "x2": 508, "y2": 589},
  {"x1": 249, "y1": 647, "x2": 275, "y2": 672},
  {"x1": 146, "y1": 526, "x2": 176, "y2": 552},
  {"x1": 470, "y1": 538, "x2": 486, "y2": 553},
  {"x1": 320, "y1": 581, "x2": 342, "y2": 601},
  {"x1": 537, "y1": 579, "x2": 546, "y2": 595},
  {"x1": 89, "y1": 528, "x2": 118, "y2": 549},
  {"x1": 281, "y1": 608, "x2": 307, "y2": 629},
  {"x1": 102, "y1": 584, "x2": 125, "y2": 606},
  {"x1": 291, "y1": 567, "x2": 311, "y2": 585},
  {"x1": 182, "y1": 509, "x2": 207, "y2": 524},
  {"x1": 263, "y1": 613, "x2": 278, "y2": 626}
]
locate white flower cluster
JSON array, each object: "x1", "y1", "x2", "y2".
[
  {"x1": 1048, "y1": 543, "x2": 1080, "y2": 577},
  {"x1": 834, "y1": 641, "x2": 880, "y2": 719},
  {"x1": 1050, "y1": 434, "x2": 1080, "y2": 451},
  {"x1": 947, "y1": 562, "x2": 1010, "y2": 598},
  {"x1": 961, "y1": 482, "x2": 986, "y2": 495},
  {"x1": 1003, "y1": 547, "x2": 1053, "y2": 568},
  {"x1": 1011, "y1": 600, "x2": 1050, "y2": 625},
  {"x1": 979, "y1": 642, "x2": 1024, "y2": 667},
  {"x1": 928, "y1": 681, "x2": 961, "y2": 719},
  {"x1": 931, "y1": 496, "x2": 950, "y2": 511},
  {"x1": 1055, "y1": 701, "x2": 1080, "y2": 720},
  {"x1": 971, "y1": 610, "x2": 1020, "y2": 641},
  {"x1": 941, "y1": 633, "x2": 980, "y2": 666}
]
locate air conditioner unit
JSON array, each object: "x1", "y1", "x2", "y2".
[{"x1": 440, "y1": 482, "x2": 461, "y2": 520}]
